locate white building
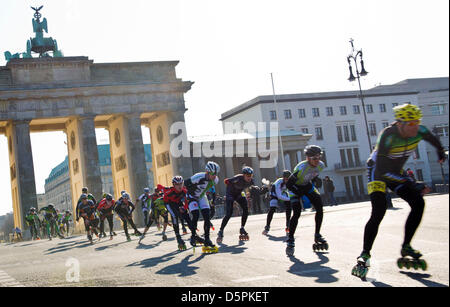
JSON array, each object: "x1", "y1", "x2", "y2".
[{"x1": 220, "y1": 77, "x2": 449, "y2": 202}]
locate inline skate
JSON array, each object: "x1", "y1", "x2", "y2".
[
  {"x1": 397, "y1": 244, "x2": 427, "y2": 271},
  {"x1": 351, "y1": 252, "x2": 371, "y2": 279}
]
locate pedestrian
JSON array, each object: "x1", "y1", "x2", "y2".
[
  {"x1": 323, "y1": 176, "x2": 338, "y2": 206},
  {"x1": 249, "y1": 185, "x2": 263, "y2": 214},
  {"x1": 352, "y1": 103, "x2": 447, "y2": 278}
]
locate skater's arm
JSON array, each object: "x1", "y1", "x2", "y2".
[
  {"x1": 275, "y1": 180, "x2": 290, "y2": 201},
  {"x1": 421, "y1": 126, "x2": 446, "y2": 162}
]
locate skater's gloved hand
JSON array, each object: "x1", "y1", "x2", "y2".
[
  {"x1": 421, "y1": 185, "x2": 431, "y2": 196},
  {"x1": 224, "y1": 179, "x2": 229, "y2": 185}
]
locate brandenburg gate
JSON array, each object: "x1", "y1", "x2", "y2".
[{"x1": 0, "y1": 7, "x2": 193, "y2": 230}]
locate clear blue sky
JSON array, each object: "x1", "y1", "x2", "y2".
[{"x1": 0, "y1": 0, "x2": 448, "y2": 214}]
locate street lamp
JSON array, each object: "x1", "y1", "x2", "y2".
[{"x1": 347, "y1": 38, "x2": 372, "y2": 152}]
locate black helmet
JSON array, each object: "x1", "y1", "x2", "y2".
[
  {"x1": 82, "y1": 187, "x2": 88, "y2": 193},
  {"x1": 48, "y1": 204, "x2": 54, "y2": 209},
  {"x1": 65, "y1": 210, "x2": 70, "y2": 214},
  {"x1": 80, "y1": 194, "x2": 88, "y2": 200},
  {"x1": 304, "y1": 145, "x2": 322, "y2": 157},
  {"x1": 105, "y1": 194, "x2": 113, "y2": 201},
  {"x1": 242, "y1": 166, "x2": 254, "y2": 175},
  {"x1": 282, "y1": 170, "x2": 292, "y2": 178}
]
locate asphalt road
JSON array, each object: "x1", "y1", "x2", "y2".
[{"x1": 0, "y1": 194, "x2": 448, "y2": 287}]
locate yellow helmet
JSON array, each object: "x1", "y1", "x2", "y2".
[{"x1": 393, "y1": 104, "x2": 422, "y2": 121}]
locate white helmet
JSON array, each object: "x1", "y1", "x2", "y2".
[{"x1": 205, "y1": 161, "x2": 220, "y2": 175}]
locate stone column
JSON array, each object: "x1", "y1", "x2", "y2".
[
  {"x1": 107, "y1": 114, "x2": 148, "y2": 226},
  {"x1": 6, "y1": 120, "x2": 38, "y2": 230},
  {"x1": 288, "y1": 150, "x2": 298, "y2": 170},
  {"x1": 147, "y1": 110, "x2": 193, "y2": 186},
  {"x1": 65, "y1": 116, "x2": 102, "y2": 232}
]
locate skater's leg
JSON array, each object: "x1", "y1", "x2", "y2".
[
  {"x1": 237, "y1": 196, "x2": 249, "y2": 227},
  {"x1": 266, "y1": 206, "x2": 276, "y2": 228},
  {"x1": 288, "y1": 199, "x2": 302, "y2": 239},
  {"x1": 363, "y1": 191, "x2": 388, "y2": 253},
  {"x1": 219, "y1": 197, "x2": 234, "y2": 231},
  {"x1": 306, "y1": 191, "x2": 324, "y2": 234},
  {"x1": 396, "y1": 185, "x2": 425, "y2": 247},
  {"x1": 191, "y1": 209, "x2": 200, "y2": 234},
  {"x1": 107, "y1": 215, "x2": 114, "y2": 234},
  {"x1": 201, "y1": 208, "x2": 211, "y2": 238},
  {"x1": 285, "y1": 201, "x2": 292, "y2": 228}
]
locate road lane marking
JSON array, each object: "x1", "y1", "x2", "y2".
[
  {"x1": 232, "y1": 275, "x2": 277, "y2": 283},
  {"x1": 0, "y1": 270, "x2": 25, "y2": 287}
]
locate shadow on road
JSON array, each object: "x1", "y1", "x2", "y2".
[
  {"x1": 287, "y1": 253, "x2": 339, "y2": 284},
  {"x1": 126, "y1": 250, "x2": 181, "y2": 269},
  {"x1": 216, "y1": 242, "x2": 248, "y2": 254},
  {"x1": 156, "y1": 253, "x2": 207, "y2": 277},
  {"x1": 400, "y1": 271, "x2": 448, "y2": 287},
  {"x1": 265, "y1": 234, "x2": 287, "y2": 242},
  {"x1": 135, "y1": 237, "x2": 174, "y2": 250}
]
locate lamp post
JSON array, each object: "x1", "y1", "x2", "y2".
[{"x1": 347, "y1": 38, "x2": 372, "y2": 152}]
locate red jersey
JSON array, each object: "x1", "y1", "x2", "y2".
[
  {"x1": 157, "y1": 184, "x2": 188, "y2": 208},
  {"x1": 97, "y1": 198, "x2": 115, "y2": 212}
]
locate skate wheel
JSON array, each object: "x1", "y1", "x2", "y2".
[
  {"x1": 421, "y1": 260, "x2": 427, "y2": 271},
  {"x1": 324, "y1": 243, "x2": 329, "y2": 250},
  {"x1": 397, "y1": 259, "x2": 404, "y2": 269}
]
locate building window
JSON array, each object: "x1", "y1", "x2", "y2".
[
  {"x1": 312, "y1": 108, "x2": 320, "y2": 117},
  {"x1": 350, "y1": 125, "x2": 357, "y2": 141},
  {"x1": 431, "y1": 104, "x2": 446, "y2": 115},
  {"x1": 340, "y1": 106, "x2": 347, "y2": 115},
  {"x1": 301, "y1": 127, "x2": 309, "y2": 134},
  {"x1": 366, "y1": 104, "x2": 373, "y2": 113},
  {"x1": 321, "y1": 151, "x2": 328, "y2": 167},
  {"x1": 434, "y1": 124, "x2": 449, "y2": 137},
  {"x1": 343, "y1": 125, "x2": 350, "y2": 142},
  {"x1": 382, "y1": 121, "x2": 389, "y2": 129},
  {"x1": 416, "y1": 169, "x2": 424, "y2": 181},
  {"x1": 337, "y1": 126, "x2": 343, "y2": 142},
  {"x1": 270, "y1": 110, "x2": 277, "y2": 120},
  {"x1": 353, "y1": 105, "x2": 360, "y2": 114},
  {"x1": 379, "y1": 104, "x2": 386, "y2": 112},
  {"x1": 326, "y1": 107, "x2": 333, "y2": 116},
  {"x1": 369, "y1": 122, "x2": 377, "y2": 136},
  {"x1": 298, "y1": 108, "x2": 306, "y2": 118},
  {"x1": 284, "y1": 109, "x2": 292, "y2": 119},
  {"x1": 315, "y1": 127, "x2": 323, "y2": 140},
  {"x1": 392, "y1": 103, "x2": 399, "y2": 107}
]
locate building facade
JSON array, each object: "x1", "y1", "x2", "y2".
[
  {"x1": 220, "y1": 78, "x2": 449, "y2": 202},
  {"x1": 44, "y1": 144, "x2": 153, "y2": 212}
]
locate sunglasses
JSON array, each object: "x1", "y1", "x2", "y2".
[
  {"x1": 403, "y1": 120, "x2": 420, "y2": 127},
  {"x1": 309, "y1": 156, "x2": 321, "y2": 161}
]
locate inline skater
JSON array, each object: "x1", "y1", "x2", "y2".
[
  {"x1": 184, "y1": 162, "x2": 220, "y2": 253},
  {"x1": 59, "y1": 210, "x2": 72, "y2": 237},
  {"x1": 97, "y1": 194, "x2": 116, "y2": 239},
  {"x1": 136, "y1": 187, "x2": 152, "y2": 226},
  {"x1": 352, "y1": 104, "x2": 447, "y2": 278},
  {"x1": 217, "y1": 166, "x2": 255, "y2": 243},
  {"x1": 285, "y1": 145, "x2": 327, "y2": 256},
  {"x1": 114, "y1": 193, "x2": 142, "y2": 241},
  {"x1": 76, "y1": 194, "x2": 100, "y2": 243},
  {"x1": 262, "y1": 170, "x2": 292, "y2": 236},
  {"x1": 39, "y1": 204, "x2": 64, "y2": 240},
  {"x1": 139, "y1": 195, "x2": 170, "y2": 243},
  {"x1": 142, "y1": 176, "x2": 196, "y2": 251},
  {"x1": 25, "y1": 207, "x2": 41, "y2": 240}
]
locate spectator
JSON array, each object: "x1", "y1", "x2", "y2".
[
  {"x1": 249, "y1": 185, "x2": 263, "y2": 214},
  {"x1": 323, "y1": 176, "x2": 338, "y2": 206}
]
